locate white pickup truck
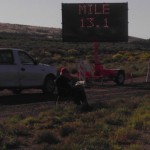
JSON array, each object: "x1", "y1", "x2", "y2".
[{"x1": 0, "y1": 48, "x2": 57, "y2": 94}]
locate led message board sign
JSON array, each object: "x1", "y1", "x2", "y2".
[{"x1": 62, "y1": 3, "x2": 128, "y2": 42}]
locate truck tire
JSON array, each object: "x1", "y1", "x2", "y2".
[
  {"x1": 115, "y1": 71, "x2": 125, "y2": 85},
  {"x1": 12, "y1": 89, "x2": 22, "y2": 94},
  {"x1": 43, "y1": 75, "x2": 55, "y2": 94}
]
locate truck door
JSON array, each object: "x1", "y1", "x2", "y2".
[
  {"x1": 18, "y1": 51, "x2": 44, "y2": 87},
  {"x1": 0, "y1": 50, "x2": 20, "y2": 87}
]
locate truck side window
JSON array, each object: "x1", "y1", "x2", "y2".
[
  {"x1": 0, "y1": 50, "x2": 14, "y2": 65},
  {"x1": 19, "y1": 51, "x2": 35, "y2": 65}
]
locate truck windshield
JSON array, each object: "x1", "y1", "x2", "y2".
[{"x1": 18, "y1": 51, "x2": 35, "y2": 65}]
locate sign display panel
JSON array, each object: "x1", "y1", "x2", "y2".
[{"x1": 62, "y1": 3, "x2": 128, "y2": 42}]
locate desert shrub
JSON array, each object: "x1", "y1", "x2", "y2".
[
  {"x1": 129, "y1": 99, "x2": 150, "y2": 130},
  {"x1": 51, "y1": 54, "x2": 62, "y2": 63},
  {"x1": 2, "y1": 135, "x2": 20, "y2": 149},
  {"x1": 7, "y1": 114, "x2": 24, "y2": 124},
  {"x1": 105, "y1": 113, "x2": 124, "y2": 126},
  {"x1": 0, "y1": 130, "x2": 4, "y2": 143},
  {"x1": 139, "y1": 52, "x2": 150, "y2": 61},
  {"x1": 95, "y1": 123, "x2": 111, "y2": 137},
  {"x1": 116, "y1": 107, "x2": 131, "y2": 117},
  {"x1": 52, "y1": 116, "x2": 63, "y2": 125},
  {"x1": 60, "y1": 124, "x2": 75, "y2": 137},
  {"x1": 34, "y1": 130, "x2": 60, "y2": 144},
  {"x1": 80, "y1": 112, "x2": 96, "y2": 124},
  {"x1": 21, "y1": 116, "x2": 40, "y2": 129},
  {"x1": 52, "y1": 114, "x2": 74, "y2": 127},
  {"x1": 65, "y1": 56, "x2": 76, "y2": 63},
  {"x1": 39, "y1": 111, "x2": 54, "y2": 118},
  {"x1": 114, "y1": 127, "x2": 140, "y2": 144},
  {"x1": 125, "y1": 144, "x2": 143, "y2": 150},
  {"x1": 124, "y1": 98, "x2": 141, "y2": 110},
  {"x1": 8, "y1": 124, "x2": 29, "y2": 136},
  {"x1": 51, "y1": 48, "x2": 66, "y2": 56},
  {"x1": 68, "y1": 49, "x2": 79, "y2": 56},
  {"x1": 94, "y1": 108, "x2": 109, "y2": 118},
  {"x1": 81, "y1": 137, "x2": 112, "y2": 150},
  {"x1": 112, "y1": 52, "x2": 130, "y2": 62},
  {"x1": 112, "y1": 51, "x2": 150, "y2": 67},
  {"x1": 129, "y1": 117, "x2": 144, "y2": 130}
]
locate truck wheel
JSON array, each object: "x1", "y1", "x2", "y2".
[
  {"x1": 115, "y1": 72, "x2": 125, "y2": 85},
  {"x1": 12, "y1": 89, "x2": 22, "y2": 94},
  {"x1": 43, "y1": 75, "x2": 55, "y2": 94}
]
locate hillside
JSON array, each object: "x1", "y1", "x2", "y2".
[
  {"x1": 0, "y1": 22, "x2": 147, "y2": 42},
  {"x1": 0, "y1": 23, "x2": 61, "y2": 38}
]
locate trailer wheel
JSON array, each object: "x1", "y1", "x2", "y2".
[
  {"x1": 12, "y1": 89, "x2": 22, "y2": 94},
  {"x1": 115, "y1": 71, "x2": 125, "y2": 85}
]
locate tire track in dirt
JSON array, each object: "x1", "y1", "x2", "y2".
[{"x1": 86, "y1": 83, "x2": 150, "y2": 103}]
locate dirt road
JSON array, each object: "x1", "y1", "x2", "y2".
[{"x1": 0, "y1": 77, "x2": 149, "y2": 120}]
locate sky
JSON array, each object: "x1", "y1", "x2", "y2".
[{"x1": 0, "y1": 0, "x2": 149, "y2": 39}]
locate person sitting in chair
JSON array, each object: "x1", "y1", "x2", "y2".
[{"x1": 56, "y1": 67, "x2": 89, "y2": 106}]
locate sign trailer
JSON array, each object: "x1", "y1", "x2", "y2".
[{"x1": 62, "y1": 3, "x2": 128, "y2": 85}]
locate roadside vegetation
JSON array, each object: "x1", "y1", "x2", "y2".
[
  {"x1": 0, "y1": 93, "x2": 149, "y2": 149},
  {"x1": 0, "y1": 25, "x2": 150, "y2": 77}
]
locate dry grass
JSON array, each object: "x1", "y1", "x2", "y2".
[{"x1": 0, "y1": 93, "x2": 149, "y2": 150}]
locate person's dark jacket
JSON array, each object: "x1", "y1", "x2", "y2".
[{"x1": 56, "y1": 75, "x2": 87, "y2": 105}]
